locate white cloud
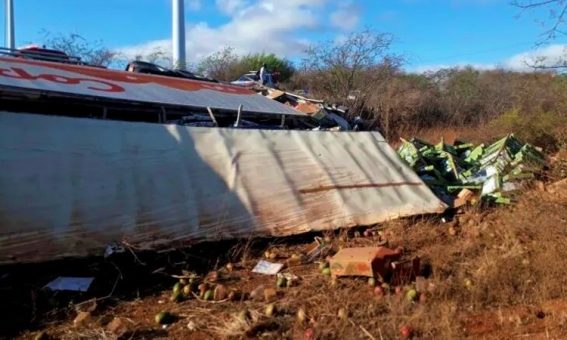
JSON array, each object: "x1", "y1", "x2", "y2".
[
  {"x1": 117, "y1": 0, "x2": 334, "y2": 66},
  {"x1": 412, "y1": 44, "x2": 567, "y2": 73},
  {"x1": 504, "y1": 44, "x2": 567, "y2": 70},
  {"x1": 215, "y1": 0, "x2": 249, "y2": 15},
  {"x1": 116, "y1": 39, "x2": 170, "y2": 60},
  {"x1": 412, "y1": 63, "x2": 496, "y2": 73},
  {"x1": 330, "y1": 2, "x2": 360, "y2": 31}
]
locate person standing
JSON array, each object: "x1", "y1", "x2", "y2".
[
  {"x1": 272, "y1": 68, "x2": 281, "y2": 85},
  {"x1": 259, "y1": 63, "x2": 267, "y2": 85}
]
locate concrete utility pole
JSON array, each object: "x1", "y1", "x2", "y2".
[
  {"x1": 172, "y1": 0, "x2": 186, "y2": 70},
  {"x1": 5, "y1": 0, "x2": 15, "y2": 49}
]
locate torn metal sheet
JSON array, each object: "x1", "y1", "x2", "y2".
[
  {"x1": 295, "y1": 102, "x2": 322, "y2": 116},
  {"x1": 265, "y1": 89, "x2": 286, "y2": 100},
  {"x1": 0, "y1": 111, "x2": 446, "y2": 263},
  {"x1": 283, "y1": 91, "x2": 325, "y2": 104},
  {"x1": 0, "y1": 57, "x2": 302, "y2": 116}
]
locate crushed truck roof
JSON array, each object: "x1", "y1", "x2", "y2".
[{"x1": 0, "y1": 56, "x2": 303, "y2": 117}]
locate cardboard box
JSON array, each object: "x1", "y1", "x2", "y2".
[
  {"x1": 390, "y1": 257, "x2": 421, "y2": 285},
  {"x1": 329, "y1": 247, "x2": 402, "y2": 279}
]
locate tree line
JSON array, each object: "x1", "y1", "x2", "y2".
[{"x1": 36, "y1": 0, "x2": 567, "y2": 150}]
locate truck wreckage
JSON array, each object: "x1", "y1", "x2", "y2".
[{"x1": 0, "y1": 53, "x2": 450, "y2": 263}]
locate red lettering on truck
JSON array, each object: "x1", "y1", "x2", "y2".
[{"x1": 0, "y1": 67, "x2": 125, "y2": 93}]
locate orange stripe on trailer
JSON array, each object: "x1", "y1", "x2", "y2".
[{"x1": 0, "y1": 56, "x2": 253, "y2": 95}]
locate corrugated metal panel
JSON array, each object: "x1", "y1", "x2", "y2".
[
  {"x1": 0, "y1": 112, "x2": 446, "y2": 263},
  {"x1": 0, "y1": 57, "x2": 303, "y2": 116}
]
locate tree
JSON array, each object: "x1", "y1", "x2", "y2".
[
  {"x1": 512, "y1": 0, "x2": 567, "y2": 41},
  {"x1": 301, "y1": 29, "x2": 402, "y2": 108},
  {"x1": 133, "y1": 47, "x2": 172, "y2": 68},
  {"x1": 511, "y1": 0, "x2": 567, "y2": 69},
  {"x1": 197, "y1": 47, "x2": 295, "y2": 82},
  {"x1": 365, "y1": 72, "x2": 442, "y2": 140},
  {"x1": 300, "y1": 29, "x2": 403, "y2": 132},
  {"x1": 239, "y1": 53, "x2": 295, "y2": 82},
  {"x1": 41, "y1": 31, "x2": 116, "y2": 67},
  {"x1": 197, "y1": 47, "x2": 240, "y2": 81}
]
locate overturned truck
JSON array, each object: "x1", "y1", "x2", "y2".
[{"x1": 0, "y1": 55, "x2": 446, "y2": 263}]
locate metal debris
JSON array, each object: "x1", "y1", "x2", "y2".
[
  {"x1": 305, "y1": 237, "x2": 333, "y2": 263},
  {"x1": 261, "y1": 88, "x2": 355, "y2": 131}
]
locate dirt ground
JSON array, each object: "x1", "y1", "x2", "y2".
[{"x1": 3, "y1": 157, "x2": 566, "y2": 340}]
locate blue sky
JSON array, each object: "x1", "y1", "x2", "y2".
[{"x1": 2, "y1": 0, "x2": 566, "y2": 71}]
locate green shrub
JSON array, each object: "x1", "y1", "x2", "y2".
[{"x1": 490, "y1": 109, "x2": 566, "y2": 152}]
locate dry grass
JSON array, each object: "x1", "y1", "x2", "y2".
[{"x1": 391, "y1": 124, "x2": 511, "y2": 149}]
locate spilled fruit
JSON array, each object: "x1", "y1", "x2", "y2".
[
  {"x1": 406, "y1": 289, "x2": 418, "y2": 302},
  {"x1": 155, "y1": 311, "x2": 173, "y2": 325}
]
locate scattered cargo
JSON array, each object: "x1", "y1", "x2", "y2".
[
  {"x1": 329, "y1": 247, "x2": 403, "y2": 279},
  {"x1": 260, "y1": 88, "x2": 357, "y2": 131},
  {"x1": 397, "y1": 134, "x2": 546, "y2": 205}
]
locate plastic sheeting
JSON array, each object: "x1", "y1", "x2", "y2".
[
  {"x1": 0, "y1": 57, "x2": 302, "y2": 116},
  {"x1": 0, "y1": 112, "x2": 446, "y2": 263}
]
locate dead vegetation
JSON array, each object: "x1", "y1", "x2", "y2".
[{"x1": 285, "y1": 30, "x2": 567, "y2": 146}]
